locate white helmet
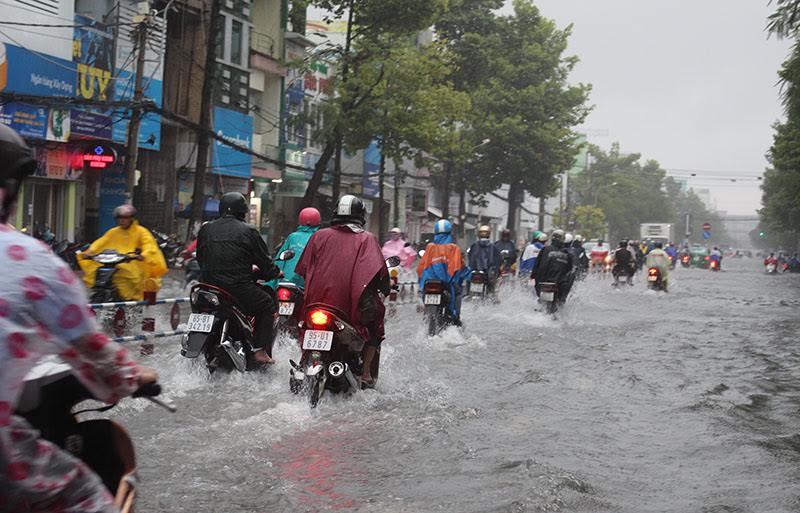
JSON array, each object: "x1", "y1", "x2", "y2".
[
  {"x1": 564, "y1": 233, "x2": 574, "y2": 244},
  {"x1": 574, "y1": 234, "x2": 584, "y2": 243}
]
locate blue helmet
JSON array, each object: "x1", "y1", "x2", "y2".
[{"x1": 434, "y1": 219, "x2": 452, "y2": 234}]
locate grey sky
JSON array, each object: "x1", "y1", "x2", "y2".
[
  {"x1": 310, "y1": 2, "x2": 789, "y2": 215},
  {"x1": 500, "y1": 0, "x2": 790, "y2": 215}
]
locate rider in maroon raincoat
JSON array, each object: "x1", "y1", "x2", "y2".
[{"x1": 295, "y1": 195, "x2": 389, "y2": 385}]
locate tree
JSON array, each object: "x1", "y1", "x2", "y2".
[
  {"x1": 572, "y1": 205, "x2": 606, "y2": 240},
  {"x1": 299, "y1": 0, "x2": 447, "y2": 208},
  {"x1": 464, "y1": 1, "x2": 591, "y2": 230}
]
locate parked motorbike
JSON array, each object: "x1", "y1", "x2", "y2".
[
  {"x1": 16, "y1": 362, "x2": 174, "y2": 513},
  {"x1": 289, "y1": 255, "x2": 401, "y2": 407},
  {"x1": 537, "y1": 282, "x2": 560, "y2": 314},
  {"x1": 152, "y1": 230, "x2": 184, "y2": 268},
  {"x1": 647, "y1": 267, "x2": 667, "y2": 291},
  {"x1": 83, "y1": 249, "x2": 140, "y2": 303},
  {"x1": 180, "y1": 250, "x2": 295, "y2": 373},
  {"x1": 54, "y1": 240, "x2": 89, "y2": 271}
]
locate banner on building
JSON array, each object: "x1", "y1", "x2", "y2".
[
  {"x1": 0, "y1": 42, "x2": 75, "y2": 97},
  {"x1": 0, "y1": 102, "x2": 48, "y2": 139},
  {"x1": 363, "y1": 141, "x2": 381, "y2": 199},
  {"x1": 212, "y1": 106, "x2": 253, "y2": 178}
]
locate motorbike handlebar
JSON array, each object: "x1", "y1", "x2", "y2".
[{"x1": 132, "y1": 382, "x2": 161, "y2": 398}]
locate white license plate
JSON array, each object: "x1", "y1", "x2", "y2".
[
  {"x1": 648, "y1": 275, "x2": 658, "y2": 282},
  {"x1": 187, "y1": 313, "x2": 214, "y2": 333},
  {"x1": 472, "y1": 284, "x2": 484, "y2": 294},
  {"x1": 424, "y1": 294, "x2": 442, "y2": 305},
  {"x1": 302, "y1": 330, "x2": 334, "y2": 351},
  {"x1": 278, "y1": 302, "x2": 295, "y2": 316},
  {"x1": 540, "y1": 292, "x2": 555, "y2": 302}
]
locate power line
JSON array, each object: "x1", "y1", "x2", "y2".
[{"x1": 0, "y1": 20, "x2": 138, "y2": 28}]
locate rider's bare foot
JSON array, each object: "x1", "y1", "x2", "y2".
[{"x1": 253, "y1": 350, "x2": 275, "y2": 364}]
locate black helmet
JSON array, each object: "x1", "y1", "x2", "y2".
[
  {"x1": 332, "y1": 194, "x2": 366, "y2": 226},
  {"x1": 619, "y1": 240, "x2": 627, "y2": 248},
  {"x1": 0, "y1": 125, "x2": 37, "y2": 223},
  {"x1": 219, "y1": 192, "x2": 248, "y2": 220}
]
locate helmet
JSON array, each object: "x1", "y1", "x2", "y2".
[
  {"x1": 619, "y1": 240, "x2": 627, "y2": 248},
  {"x1": 298, "y1": 207, "x2": 321, "y2": 227},
  {"x1": 500, "y1": 228, "x2": 511, "y2": 239},
  {"x1": 390, "y1": 227, "x2": 402, "y2": 234},
  {"x1": 0, "y1": 125, "x2": 37, "y2": 223},
  {"x1": 532, "y1": 230, "x2": 542, "y2": 241},
  {"x1": 574, "y1": 234, "x2": 584, "y2": 243},
  {"x1": 550, "y1": 229, "x2": 565, "y2": 244},
  {"x1": 564, "y1": 233, "x2": 574, "y2": 244},
  {"x1": 478, "y1": 225, "x2": 491, "y2": 238},
  {"x1": 332, "y1": 195, "x2": 366, "y2": 226},
  {"x1": 113, "y1": 204, "x2": 137, "y2": 218},
  {"x1": 537, "y1": 232, "x2": 548, "y2": 242},
  {"x1": 434, "y1": 219, "x2": 452, "y2": 234},
  {"x1": 220, "y1": 192, "x2": 249, "y2": 220}
]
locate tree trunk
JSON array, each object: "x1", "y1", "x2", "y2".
[
  {"x1": 441, "y1": 161, "x2": 451, "y2": 219},
  {"x1": 378, "y1": 150, "x2": 386, "y2": 242},
  {"x1": 332, "y1": 137, "x2": 342, "y2": 202},
  {"x1": 300, "y1": 140, "x2": 336, "y2": 208},
  {"x1": 538, "y1": 196, "x2": 545, "y2": 231},
  {"x1": 393, "y1": 166, "x2": 400, "y2": 229},
  {"x1": 507, "y1": 181, "x2": 520, "y2": 233}
]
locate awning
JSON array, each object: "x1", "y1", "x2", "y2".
[{"x1": 427, "y1": 206, "x2": 442, "y2": 218}]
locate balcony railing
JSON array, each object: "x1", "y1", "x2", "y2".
[{"x1": 250, "y1": 30, "x2": 277, "y2": 59}]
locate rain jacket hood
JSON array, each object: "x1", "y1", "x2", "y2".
[
  {"x1": 78, "y1": 219, "x2": 168, "y2": 300},
  {"x1": 295, "y1": 225, "x2": 388, "y2": 339}
]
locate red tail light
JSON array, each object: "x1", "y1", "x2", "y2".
[
  {"x1": 711, "y1": 261, "x2": 718, "y2": 268},
  {"x1": 472, "y1": 274, "x2": 485, "y2": 284},
  {"x1": 424, "y1": 282, "x2": 444, "y2": 294},
  {"x1": 648, "y1": 268, "x2": 658, "y2": 276},
  {"x1": 277, "y1": 287, "x2": 292, "y2": 301},
  {"x1": 704, "y1": 256, "x2": 710, "y2": 261},
  {"x1": 309, "y1": 309, "x2": 331, "y2": 328},
  {"x1": 682, "y1": 256, "x2": 689, "y2": 262}
]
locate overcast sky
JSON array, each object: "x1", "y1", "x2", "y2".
[
  {"x1": 500, "y1": 0, "x2": 790, "y2": 215},
  {"x1": 310, "y1": 2, "x2": 790, "y2": 215}
]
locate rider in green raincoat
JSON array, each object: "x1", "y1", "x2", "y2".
[{"x1": 271, "y1": 208, "x2": 321, "y2": 288}]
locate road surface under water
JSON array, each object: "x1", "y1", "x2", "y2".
[{"x1": 116, "y1": 258, "x2": 800, "y2": 512}]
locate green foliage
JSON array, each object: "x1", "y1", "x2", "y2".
[{"x1": 572, "y1": 205, "x2": 606, "y2": 240}]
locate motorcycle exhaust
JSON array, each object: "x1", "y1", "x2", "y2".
[{"x1": 328, "y1": 361, "x2": 359, "y2": 392}]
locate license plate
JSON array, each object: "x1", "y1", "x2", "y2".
[
  {"x1": 302, "y1": 330, "x2": 334, "y2": 351},
  {"x1": 424, "y1": 294, "x2": 442, "y2": 305},
  {"x1": 648, "y1": 275, "x2": 658, "y2": 282},
  {"x1": 472, "y1": 284, "x2": 484, "y2": 294},
  {"x1": 187, "y1": 313, "x2": 214, "y2": 333},
  {"x1": 278, "y1": 302, "x2": 295, "y2": 316},
  {"x1": 540, "y1": 292, "x2": 554, "y2": 302}
]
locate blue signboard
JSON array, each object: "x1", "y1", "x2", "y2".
[
  {"x1": 362, "y1": 141, "x2": 381, "y2": 199},
  {"x1": 70, "y1": 109, "x2": 113, "y2": 140},
  {"x1": 702, "y1": 231, "x2": 711, "y2": 240},
  {"x1": 212, "y1": 106, "x2": 253, "y2": 178},
  {"x1": 0, "y1": 43, "x2": 76, "y2": 97},
  {"x1": 0, "y1": 103, "x2": 48, "y2": 139},
  {"x1": 97, "y1": 164, "x2": 128, "y2": 236}
]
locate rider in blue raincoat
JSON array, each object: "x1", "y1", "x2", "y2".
[
  {"x1": 270, "y1": 208, "x2": 321, "y2": 288},
  {"x1": 417, "y1": 219, "x2": 471, "y2": 322}
]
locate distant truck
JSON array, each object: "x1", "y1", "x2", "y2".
[{"x1": 640, "y1": 223, "x2": 674, "y2": 245}]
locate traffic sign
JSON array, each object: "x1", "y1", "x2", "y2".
[
  {"x1": 702, "y1": 231, "x2": 711, "y2": 240},
  {"x1": 702, "y1": 222, "x2": 711, "y2": 231}
]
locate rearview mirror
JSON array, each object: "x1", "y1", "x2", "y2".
[
  {"x1": 385, "y1": 256, "x2": 401, "y2": 267},
  {"x1": 278, "y1": 250, "x2": 295, "y2": 261}
]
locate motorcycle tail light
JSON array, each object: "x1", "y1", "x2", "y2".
[
  {"x1": 472, "y1": 274, "x2": 485, "y2": 283},
  {"x1": 424, "y1": 282, "x2": 444, "y2": 294},
  {"x1": 277, "y1": 288, "x2": 292, "y2": 301},
  {"x1": 648, "y1": 268, "x2": 658, "y2": 276},
  {"x1": 704, "y1": 256, "x2": 710, "y2": 261},
  {"x1": 309, "y1": 309, "x2": 331, "y2": 328}
]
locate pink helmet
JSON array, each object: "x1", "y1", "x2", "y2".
[
  {"x1": 113, "y1": 204, "x2": 137, "y2": 218},
  {"x1": 298, "y1": 207, "x2": 321, "y2": 227}
]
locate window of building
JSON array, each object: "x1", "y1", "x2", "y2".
[{"x1": 231, "y1": 20, "x2": 243, "y2": 65}]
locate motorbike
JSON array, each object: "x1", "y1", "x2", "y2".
[
  {"x1": 180, "y1": 250, "x2": 295, "y2": 373},
  {"x1": 16, "y1": 361, "x2": 174, "y2": 513},
  {"x1": 668, "y1": 254, "x2": 677, "y2": 270},
  {"x1": 289, "y1": 255, "x2": 401, "y2": 407},
  {"x1": 152, "y1": 230, "x2": 184, "y2": 268},
  {"x1": 183, "y1": 251, "x2": 201, "y2": 289},
  {"x1": 83, "y1": 249, "x2": 141, "y2": 303},
  {"x1": 468, "y1": 270, "x2": 490, "y2": 301},
  {"x1": 538, "y1": 282, "x2": 560, "y2": 314},
  {"x1": 612, "y1": 265, "x2": 634, "y2": 287},
  {"x1": 765, "y1": 262, "x2": 778, "y2": 274},
  {"x1": 647, "y1": 267, "x2": 667, "y2": 291},
  {"x1": 54, "y1": 240, "x2": 89, "y2": 271},
  {"x1": 680, "y1": 254, "x2": 691, "y2": 268},
  {"x1": 276, "y1": 281, "x2": 304, "y2": 339},
  {"x1": 710, "y1": 258, "x2": 721, "y2": 271},
  {"x1": 422, "y1": 278, "x2": 456, "y2": 336}
]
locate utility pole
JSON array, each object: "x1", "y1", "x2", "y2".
[
  {"x1": 378, "y1": 150, "x2": 386, "y2": 242},
  {"x1": 188, "y1": 0, "x2": 222, "y2": 240},
  {"x1": 393, "y1": 167, "x2": 400, "y2": 229},
  {"x1": 441, "y1": 161, "x2": 451, "y2": 219},
  {"x1": 124, "y1": 13, "x2": 150, "y2": 200}
]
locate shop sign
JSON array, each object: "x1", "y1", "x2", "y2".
[
  {"x1": 46, "y1": 108, "x2": 70, "y2": 142},
  {"x1": 0, "y1": 102, "x2": 47, "y2": 139},
  {"x1": 211, "y1": 106, "x2": 253, "y2": 178},
  {"x1": 70, "y1": 109, "x2": 112, "y2": 139},
  {"x1": 73, "y1": 15, "x2": 115, "y2": 101},
  {"x1": 362, "y1": 140, "x2": 381, "y2": 199},
  {"x1": 0, "y1": 42, "x2": 76, "y2": 97},
  {"x1": 82, "y1": 143, "x2": 116, "y2": 169},
  {"x1": 31, "y1": 146, "x2": 83, "y2": 180}
]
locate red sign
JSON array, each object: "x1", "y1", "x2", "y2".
[
  {"x1": 82, "y1": 144, "x2": 116, "y2": 169},
  {"x1": 703, "y1": 222, "x2": 711, "y2": 231}
]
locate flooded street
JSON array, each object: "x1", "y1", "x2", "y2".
[{"x1": 123, "y1": 258, "x2": 800, "y2": 513}]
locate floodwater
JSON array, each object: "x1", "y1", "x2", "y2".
[{"x1": 116, "y1": 258, "x2": 800, "y2": 512}]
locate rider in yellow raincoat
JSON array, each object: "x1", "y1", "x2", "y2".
[{"x1": 78, "y1": 204, "x2": 168, "y2": 300}]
